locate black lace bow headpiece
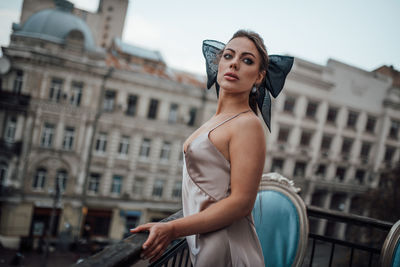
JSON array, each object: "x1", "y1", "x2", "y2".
[{"x1": 202, "y1": 39, "x2": 294, "y2": 132}]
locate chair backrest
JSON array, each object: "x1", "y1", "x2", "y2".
[
  {"x1": 252, "y1": 172, "x2": 309, "y2": 267},
  {"x1": 380, "y1": 220, "x2": 400, "y2": 267}
]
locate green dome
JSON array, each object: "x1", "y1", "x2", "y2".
[{"x1": 13, "y1": 8, "x2": 96, "y2": 51}]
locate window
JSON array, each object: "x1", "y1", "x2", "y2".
[
  {"x1": 384, "y1": 146, "x2": 396, "y2": 163},
  {"x1": 70, "y1": 81, "x2": 83, "y2": 106},
  {"x1": 355, "y1": 169, "x2": 365, "y2": 184},
  {"x1": 172, "y1": 181, "x2": 182, "y2": 198},
  {"x1": 160, "y1": 141, "x2": 171, "y2": 162},
  {"x1": 139, "y1": 138, "x2": 151, "y2": 159},
  {"x1": 168, "y1": 103, "x2": 179, "y2": 123},
  {"x1": 271, "y1": 158, "x2": 284, "y2": 173},
  {"x1": 133, "y1": 177, "x2": 145, "y2": 196},
  {"x1": 365, "y1": 116, "x2": 376, "y2": 133},
  {"x1": 95, "y1": 133, "x2": 107, "y2": 153},
  {"x1": 49, "y1": 78, "x2": 63, "y2": 102},
  {"x1": 283, "y1": 96, "x2": 295, "y2": 113},
  {"x1": 0, "y1": 162, "x2": 8, "y2": 186},
  {"x1": 188, "y1": 107, "x2": 197, "y2": 126},
  {"x1": 88, "y1": 173, "x2": 101, "y2": 193},
  {"x1": 347, "y1": 111, "x2": 358, "y2": 128},
  {"x1": 341, "y1": 138, "x2": 353, "y2": 155},
  {"x1": 320, "y1": 135, "x2": 332, "y2": 151},
  {"x1": 13, "y1": 70, "x2": 23, "y2": 93},
  {"x1": 62, "y1": 127, "x2": 75, "y2": 150},
  {"x1": 389, "y1": 120, "x2": 400, "y2": 139},
  {"x1": 118, "y1": 136, "x2": 130, "y2": 155},
  {"x1": 305, "y1": 101, "x2": 318, "y2": 119},
  {"x1": 360, "y1": 142, "x2": 371, "y2": 159},
  {"x1": 4, "y1": 116, "x2": 17, "y2": 142},
  {"x1": 55, "y1": 170, "x2": 68, "y2": 192},
  {"x1": 152, "y1": 179, "x2": 165, "y2": 197},
  {"x1": 126, "y1": 94, "x2": 138, "y2": 116},
  {"x1": 293, "y1": 161, "x2": 306, "y2": 177},
  {"x1": 125, "y1": 214, "x2": 139, "y2": 237},
  {"x1": 147, "y1": 99, "x2": 159, "y2": 119},
  {"x1": 335, "y1": 167, "x2": 346, "y2": 181},
  {"x1": 103, "y1": 90, "x2": 116, "y2": 112},
  {"x1": 41, "y1": 123, "x2": 55, "y2": 148},
  {"x1": 315, "y1": 164, "x2": 326, "y2": 177},
  {"x1": 299, "y1": 131, "x2": 312, "y2": 147},
  {"x1": 33, "y1": 168, "x2": 47, "y2": 189},
  {"x1": 111, "y1": 175, "x2": 123, "y2": 195},
  {"x1": 277, "y1": 127, "x2": 290, "y2": 142},
  {"x1": 326, "y1": 107, "x2": 338, "y2": 124}
]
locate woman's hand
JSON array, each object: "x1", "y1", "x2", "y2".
[{"x1": 130, "y1": 222, "x2": 176, "y2": 263}]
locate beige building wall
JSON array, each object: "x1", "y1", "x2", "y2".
[
  {"x1": 109, "y1": 208, "x2": 124, "y2": 240},
  {"x1": 0, "y1": 203, "x2": 33, "y2": 236}
]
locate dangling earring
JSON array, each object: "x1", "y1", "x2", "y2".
[{"x1": 251, "y1": 85, "x2": 257, "y2": 94}]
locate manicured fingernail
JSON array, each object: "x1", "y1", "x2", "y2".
[{"x1": 143, "y1": 245, "x2": 147, "y2": 249}]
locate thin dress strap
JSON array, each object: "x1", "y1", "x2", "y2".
[{"x1": 209, "y1": 109, "x2": 251, "y2": 133}]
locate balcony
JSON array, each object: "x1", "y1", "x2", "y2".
[
  {"x1": 0, "y1": 139, "x2": 22, "y2": 156},
  {"x1": 0, "y1": 90, "x2": 30, "y2": 113},
  {"x1": 73, "y1": 207, "x2": 395, "y2": 267}
]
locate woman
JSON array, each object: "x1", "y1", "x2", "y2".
[{"x1": 130, "y1": 30, "x2": 293, "y2": 266}]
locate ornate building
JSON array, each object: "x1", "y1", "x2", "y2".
[
  {"x1": 19, "y1": 0, "x2": 128, "y2": 48},
  {"x1": 0, "y1": 1, "x2": 213, "y2": 247},
  {"x1": 0, "y1": 0, "x2": 399, "y2": 249}
]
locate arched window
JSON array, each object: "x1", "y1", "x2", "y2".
[
  {"x1": 55, "y1": 169, "x2": 68, "y2": 192},
  {"x1": 0, "y1": 162, "x2": 8, "y2": 185},
  {"x1": 33, "y1": 168, "x2": 47, "y2": 190}
]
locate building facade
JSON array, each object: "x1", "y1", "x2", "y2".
[
  {"x1": 0, "y1": 0, "x2": 399, "y2": 248},
  {"x1": 0, "y1": 1, "x2": 215, "y2": 248},
  {"x1": 267, "y1": 58, "x2": 400, "y2": 238}
]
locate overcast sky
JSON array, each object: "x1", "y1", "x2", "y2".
[{"x1": 1, "y1": 0, "x2": 399, "y2": 75}]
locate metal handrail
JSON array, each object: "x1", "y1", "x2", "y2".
[
  {"x1": 307, "y1": 205, "x2": 393, "y2": 230},
  {"x1": 71, "y1": 207, "x2": 394, "y2": 267}
]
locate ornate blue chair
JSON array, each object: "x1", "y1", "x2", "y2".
[
  {"x1": 380, "y1": 220, "x2": 400, "y2": 267},
  {"x1": 252, "y1": 173, "x2": 309, "y2": 267}
]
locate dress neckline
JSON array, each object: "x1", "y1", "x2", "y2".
[{"x1": 182, "y1": 109, "x2": 251, "y2": 156}]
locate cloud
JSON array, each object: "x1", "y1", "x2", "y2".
[{"x1": 123, "y1": 15, "x2": 163, "y2": 50}]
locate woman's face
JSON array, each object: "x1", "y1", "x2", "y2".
[{"x1": 217, "y1": 37, "x2": 265, "y2": 95}]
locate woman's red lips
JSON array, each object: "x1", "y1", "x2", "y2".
[{"x1": 224, "y1": 72, "x2": 239, "y2": 81}]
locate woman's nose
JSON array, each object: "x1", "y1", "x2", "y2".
[{"x1": 230, "y1": 57, "x2": 239, "y2": 70}]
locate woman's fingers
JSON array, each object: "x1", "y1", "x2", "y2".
[
  {"x1": 130, "y1": 222, "x2": 174, "y2": 261},
  {"x1": 130, "y1": 224, "x2": 148, "y2": 233},
  {"x1": 142, "y1": 227, "x2": 158, "y2": 250}
]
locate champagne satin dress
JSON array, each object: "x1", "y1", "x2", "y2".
[{"x1": 182, "y1": 110, "x2": 265, "y2": 267}]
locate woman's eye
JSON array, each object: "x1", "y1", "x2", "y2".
[
  {"x1": 243, "y1": 58, "x2": 254, "y2": 65},
  {"x1": 223, "y1": 53, "x2": 232, "y2": 59}
]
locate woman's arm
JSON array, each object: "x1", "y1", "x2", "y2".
[{"x1": 130, "y1": 115, "x2": 266, "y2": 262}]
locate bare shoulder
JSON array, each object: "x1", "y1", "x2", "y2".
[
  {"x1": 231, "y1": 112, "x2": 265, "y2": 141},
  {"x1": 229, "y1": 111, "x2": 266, "y2": 172}
]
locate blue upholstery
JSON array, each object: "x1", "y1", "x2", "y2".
[
  {"x1": 252, "y1": 190, "x2": 300, "y2": 267},
  {"x1": 392, "y1": 241, "x2": 400, "y2": 267}
]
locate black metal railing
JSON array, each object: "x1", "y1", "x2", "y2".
[
  {"x1": 0, "y1": 139, "x2": 22, "y2": 156},
  {"x1": 149, "y1": 239, "x2": 192, "y2": 267},
  {"x1": 0, "y1": 90, "x2": 30, "y2": 112},
  {"x1": 303, "y1": 206, "x2": 393, "y2": 267},
  {"x1": 72, "y1": 207, "x2": 394, "y2": 267}
]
